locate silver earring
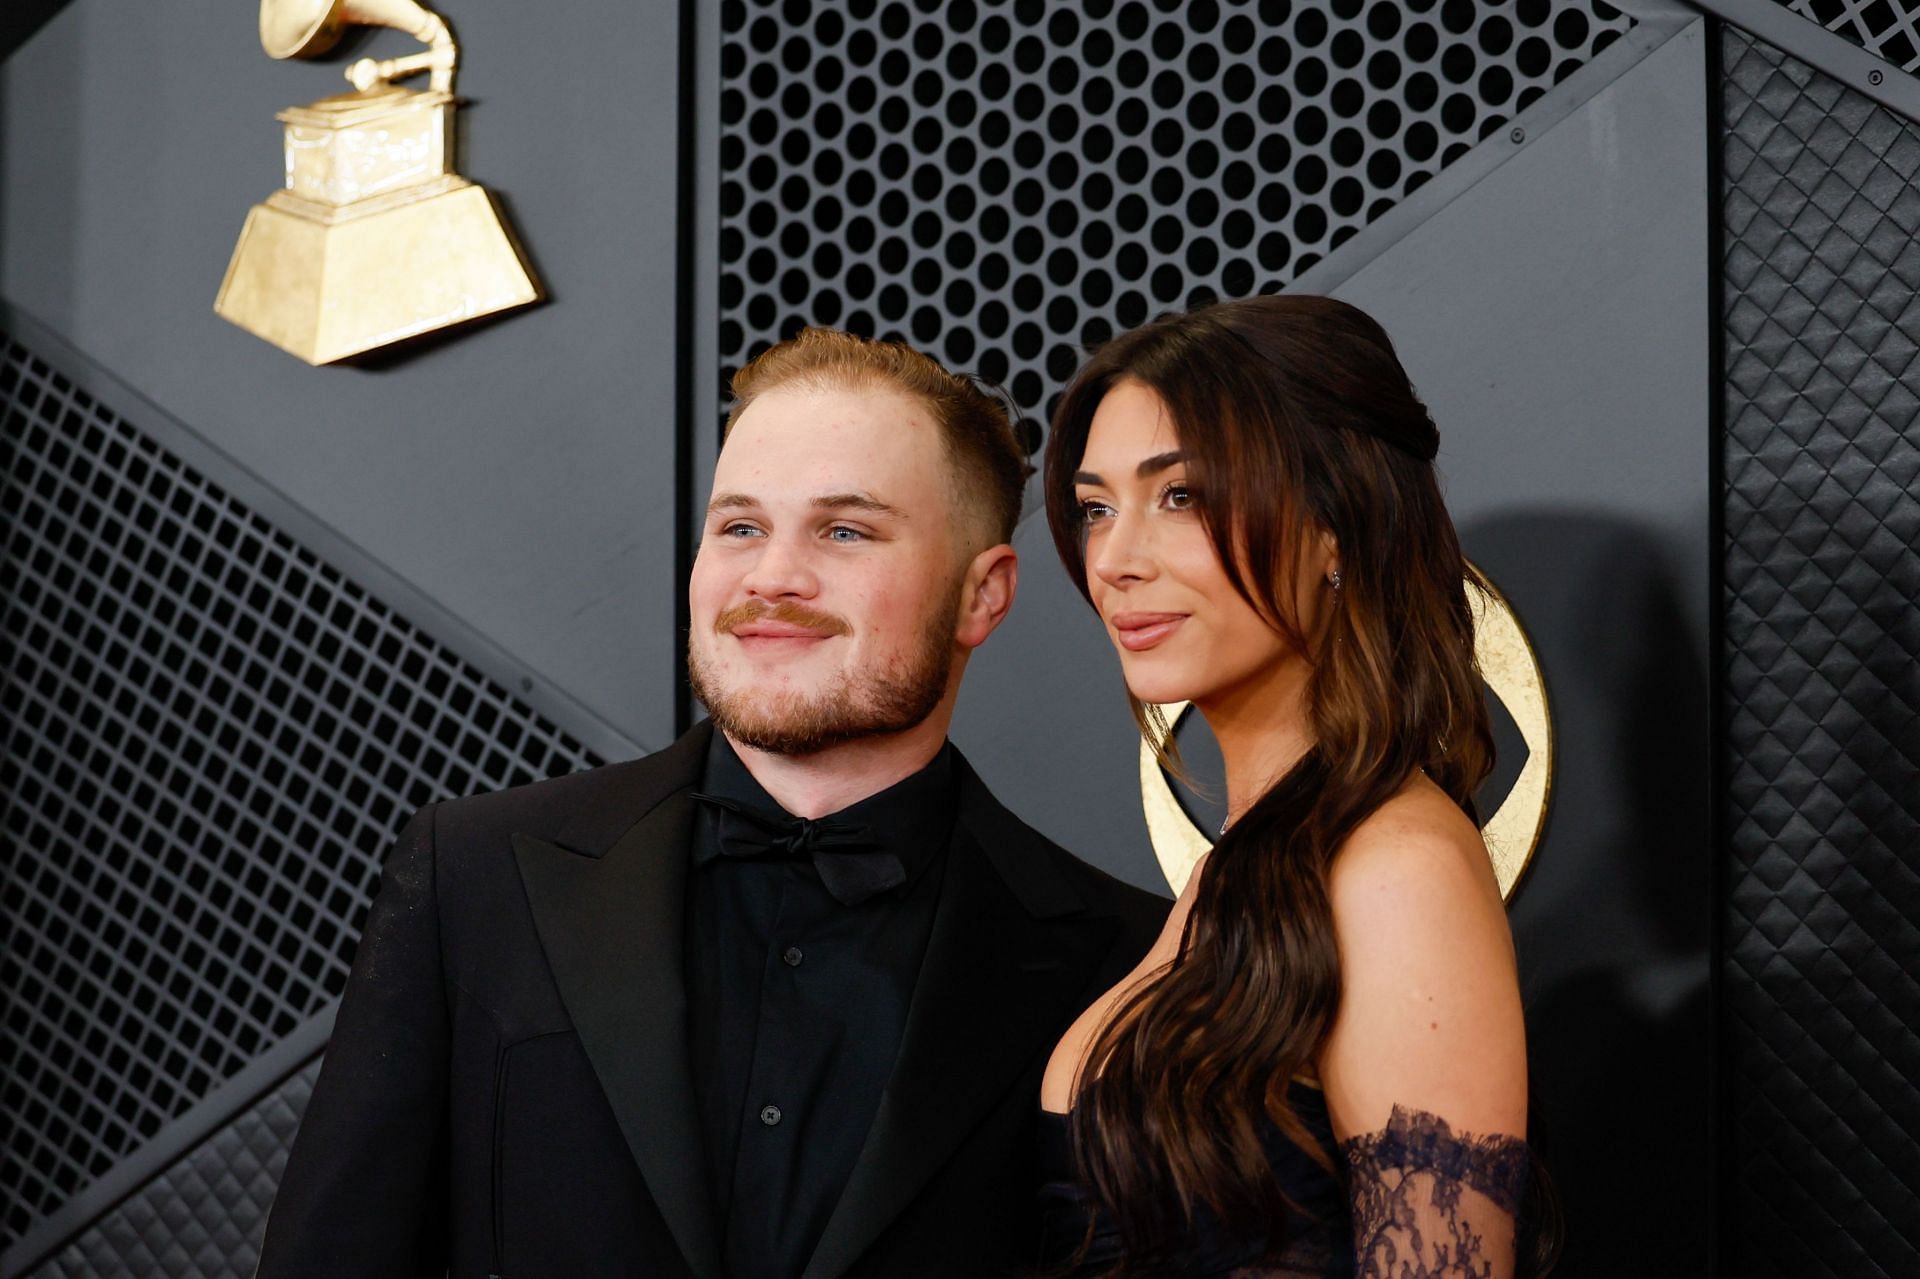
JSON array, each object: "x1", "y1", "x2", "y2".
[{"x1": 1329, "y1": 569, "x2": 1342, "y2": 591}]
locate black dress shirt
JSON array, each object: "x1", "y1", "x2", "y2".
[{"x1": 685, "y1": 733, "x2": 956, "y2": 1279}]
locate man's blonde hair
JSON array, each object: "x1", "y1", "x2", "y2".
[{"x1": 725, "y1": 328, "x2": 1028, "y2": 545}]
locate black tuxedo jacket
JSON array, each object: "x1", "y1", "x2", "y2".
[{"x1": 255, "y1": 721, "x2": 1168, "y2": 1279}]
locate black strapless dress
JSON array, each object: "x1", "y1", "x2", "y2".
[{"x1": 1036, "y1": 1081, "x2": 1358, "y2": 1278}]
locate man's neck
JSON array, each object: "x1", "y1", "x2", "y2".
[{"x1": 724, "y1": 712, "x2": 954, "y2": 819}]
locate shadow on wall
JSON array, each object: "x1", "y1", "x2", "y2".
[{"x1": 1466, "y1": 509, "x2": 1712, "y2": 1279}]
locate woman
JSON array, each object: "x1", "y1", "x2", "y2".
[{"x1": 1036, "y1": 295, "x2": 1553, "y2": 1278}]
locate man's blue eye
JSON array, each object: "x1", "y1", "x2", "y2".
[{"x1": 827, "y1": 526, "x2": 865, "y2": 542}]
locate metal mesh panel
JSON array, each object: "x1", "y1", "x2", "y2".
[
  {"x1": 1721, "y1": 27, "x2": 1920, "y2": 1278},
  {"x1": 717, "y1": 0, "x2": 1635, "y2": 425},
  {"x1": 0, "y1": 330, "x2": 604, "y2": 1249},
  {"x1": 25, "y1": 1060, "x2": 319, "y2": 1279},
  {"x1": 1784, "y1": 0, "x2": 1920, "y2": 74}
]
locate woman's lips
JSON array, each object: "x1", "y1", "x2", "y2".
[{"x1": 1110, "y1": 612, "x2": 1187, "y2": 652}]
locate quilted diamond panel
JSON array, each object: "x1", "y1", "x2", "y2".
[
  {"x1": 26, "y1": 1061, "x2": 318, "y2": 1279},
  {"x1": 1721, "y1": 26, "x2": 1920, "y2": 1278}
]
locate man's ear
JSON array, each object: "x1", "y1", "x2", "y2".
[{"x1": 956, "y1": 544, "x2": 1018, "y2": 649}]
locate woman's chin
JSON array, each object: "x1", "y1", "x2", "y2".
[{"x1": 1122, "y1": 675, "x2": 1203, "y2": 708}]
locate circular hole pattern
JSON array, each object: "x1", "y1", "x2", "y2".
[{"x1": 720, "y1": 0, "x2": 1634, "y2": 447}]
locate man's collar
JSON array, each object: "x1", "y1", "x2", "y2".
[{"x1": 696, "y1": 731, "x2": 958, "y2": 882}]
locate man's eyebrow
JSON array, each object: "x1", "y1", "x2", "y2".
[
  {"x1": 1073, "y1": 450, "x2": 1187, "y2": 487},
  {"x1": 706, "y1": 492, "x2": 760, "y2": 515},
  {"x1": 812, "y1": 492, "x2": 908, "y2": 518}
]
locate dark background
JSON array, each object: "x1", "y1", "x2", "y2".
[{"x1": 3, "y1": 0, "x2": 1915, "y2": 1275}]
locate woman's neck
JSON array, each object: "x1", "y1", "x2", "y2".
[{"x1": 1198, "y1": 658, "x2": 1315, "y2": 830}]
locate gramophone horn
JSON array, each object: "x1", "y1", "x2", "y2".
[{"x1": 259, "y1": 0, "x2": 448, "y2": 61}]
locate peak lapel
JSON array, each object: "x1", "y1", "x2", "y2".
[
  {"x1": 800, "y1": 811, "x2": 1117, "y2": 1279},
  {"x1": 512, "y1": 785, "x2": 724, "y2": 1279}
]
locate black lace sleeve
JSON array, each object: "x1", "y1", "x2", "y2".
[{"x1": 1339, "y1": 1105, "x2": 1532, "y2": 1279}]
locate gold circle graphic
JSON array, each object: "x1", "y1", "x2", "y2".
[{"x1": 1141, "y1": 571, "x2": 1553, "y2": 901}]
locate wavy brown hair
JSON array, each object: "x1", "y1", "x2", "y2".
[{"x1": 1043, "y1": 295, "x2": 1545, "y2": 1273}]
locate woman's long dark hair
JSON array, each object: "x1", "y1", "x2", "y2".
[{"x1": 1043, "y1": 295, "x2": 1551, "y2": 1274}]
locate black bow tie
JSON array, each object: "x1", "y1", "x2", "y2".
[{"x1": 691, "y1": 792, "x2": 909, "y2": 906}]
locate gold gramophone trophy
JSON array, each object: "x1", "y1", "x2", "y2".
[{"x1": 215, "y1": 0, "x2": 541, "y2": 364}]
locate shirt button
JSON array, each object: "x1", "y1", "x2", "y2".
[
  {"x1": 782, "y1": 946, "x2": 804, "y2": 967},
  {"x1": 759, "y1": 1103, "x2": 783, "y2": 1127}
]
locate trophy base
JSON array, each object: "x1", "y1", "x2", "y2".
[{"x1": 214, "y1": 179, "x2": 541, "y2": 365}]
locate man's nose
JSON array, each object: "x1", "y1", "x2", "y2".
[{"x1": 739, "y1": 532, "x2": 821, "y2": 599}]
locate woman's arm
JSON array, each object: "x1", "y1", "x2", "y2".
[{"x1": 1318, "y1": 779, "x2": 1534, "y2": 1279}]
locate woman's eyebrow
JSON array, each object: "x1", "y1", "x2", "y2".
[
  {"x1": 1067, "y1": 451, "x2": 1182, "y2": 485},
  {"x1": 1136, "y1": 450, "x2": 1185, "y2": 477},
  {"x1": 1074, "y1": 450, "x2": 1186, "y2": 487}
]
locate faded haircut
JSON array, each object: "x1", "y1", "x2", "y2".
[{"x1": 725, "y1": 328, "x2": 1028, "y2": 546}]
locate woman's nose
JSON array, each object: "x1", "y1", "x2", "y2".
[{"x1": 1089, "y1": 509, "x2": 1156, "y2": 588}]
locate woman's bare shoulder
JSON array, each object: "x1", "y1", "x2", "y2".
[
  {"x1": 1319, "y1": 773, "x2": 1527, "y2": 1140},
  {"x1": 1328, "y1": 773, "x2": 1505, "y2": 922}
]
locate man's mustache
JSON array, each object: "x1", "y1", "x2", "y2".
[{"x1": 712, "y1": 601, "x2": 853, "y2": 637}]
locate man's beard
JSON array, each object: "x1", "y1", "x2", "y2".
[{"x1": 686, "y1": 595, "x2": 961, "y2": 755}]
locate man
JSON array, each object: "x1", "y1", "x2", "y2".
[{"x1": 256, "y1": 328, "x2": 1169, "y2": 1278}]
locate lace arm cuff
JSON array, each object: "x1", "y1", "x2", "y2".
[{"x1": 1340, "y1": 1105, "x2": 1531, "y2": 1279}]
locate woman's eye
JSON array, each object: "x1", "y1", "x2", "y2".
[
  {"x1": 1161, "y1": 483, "x2": 1196, "y2": 511},
  {"x1": 1078, "y1": 498, "x2": 1115, "y2": 524}
]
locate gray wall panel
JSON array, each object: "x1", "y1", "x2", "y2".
[
  {"x1": 1332, "y1": 23, "x2": 1713, "y2": 643},
  {"x1": 0, "y1": 0, "x2": 684, "y2": 749}
]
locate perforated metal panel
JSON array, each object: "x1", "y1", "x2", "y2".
[
  {"x1": 23, "y1": 1061, "x2": 318, "y2": 1279},
  {"x1": 0, "y1": 330, "x2": 604, "y2": 1250},
  {"x1": 1721, "y1": 27, "x2": 1920, "y2": 1278},
  {"x1": 1783, "y1": 0, "x2": 1920, "y2": 72},
  {"x1": 717, "y1": 0, "x2": 1635, "y2": 426}
]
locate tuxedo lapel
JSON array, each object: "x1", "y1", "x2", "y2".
[
  {"x1": 801, "y1": 761, "x2": 1118, "y2": 1279},
  {"x1": 511, "y1": 725, "x2": 723, "y2": 1279}
]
